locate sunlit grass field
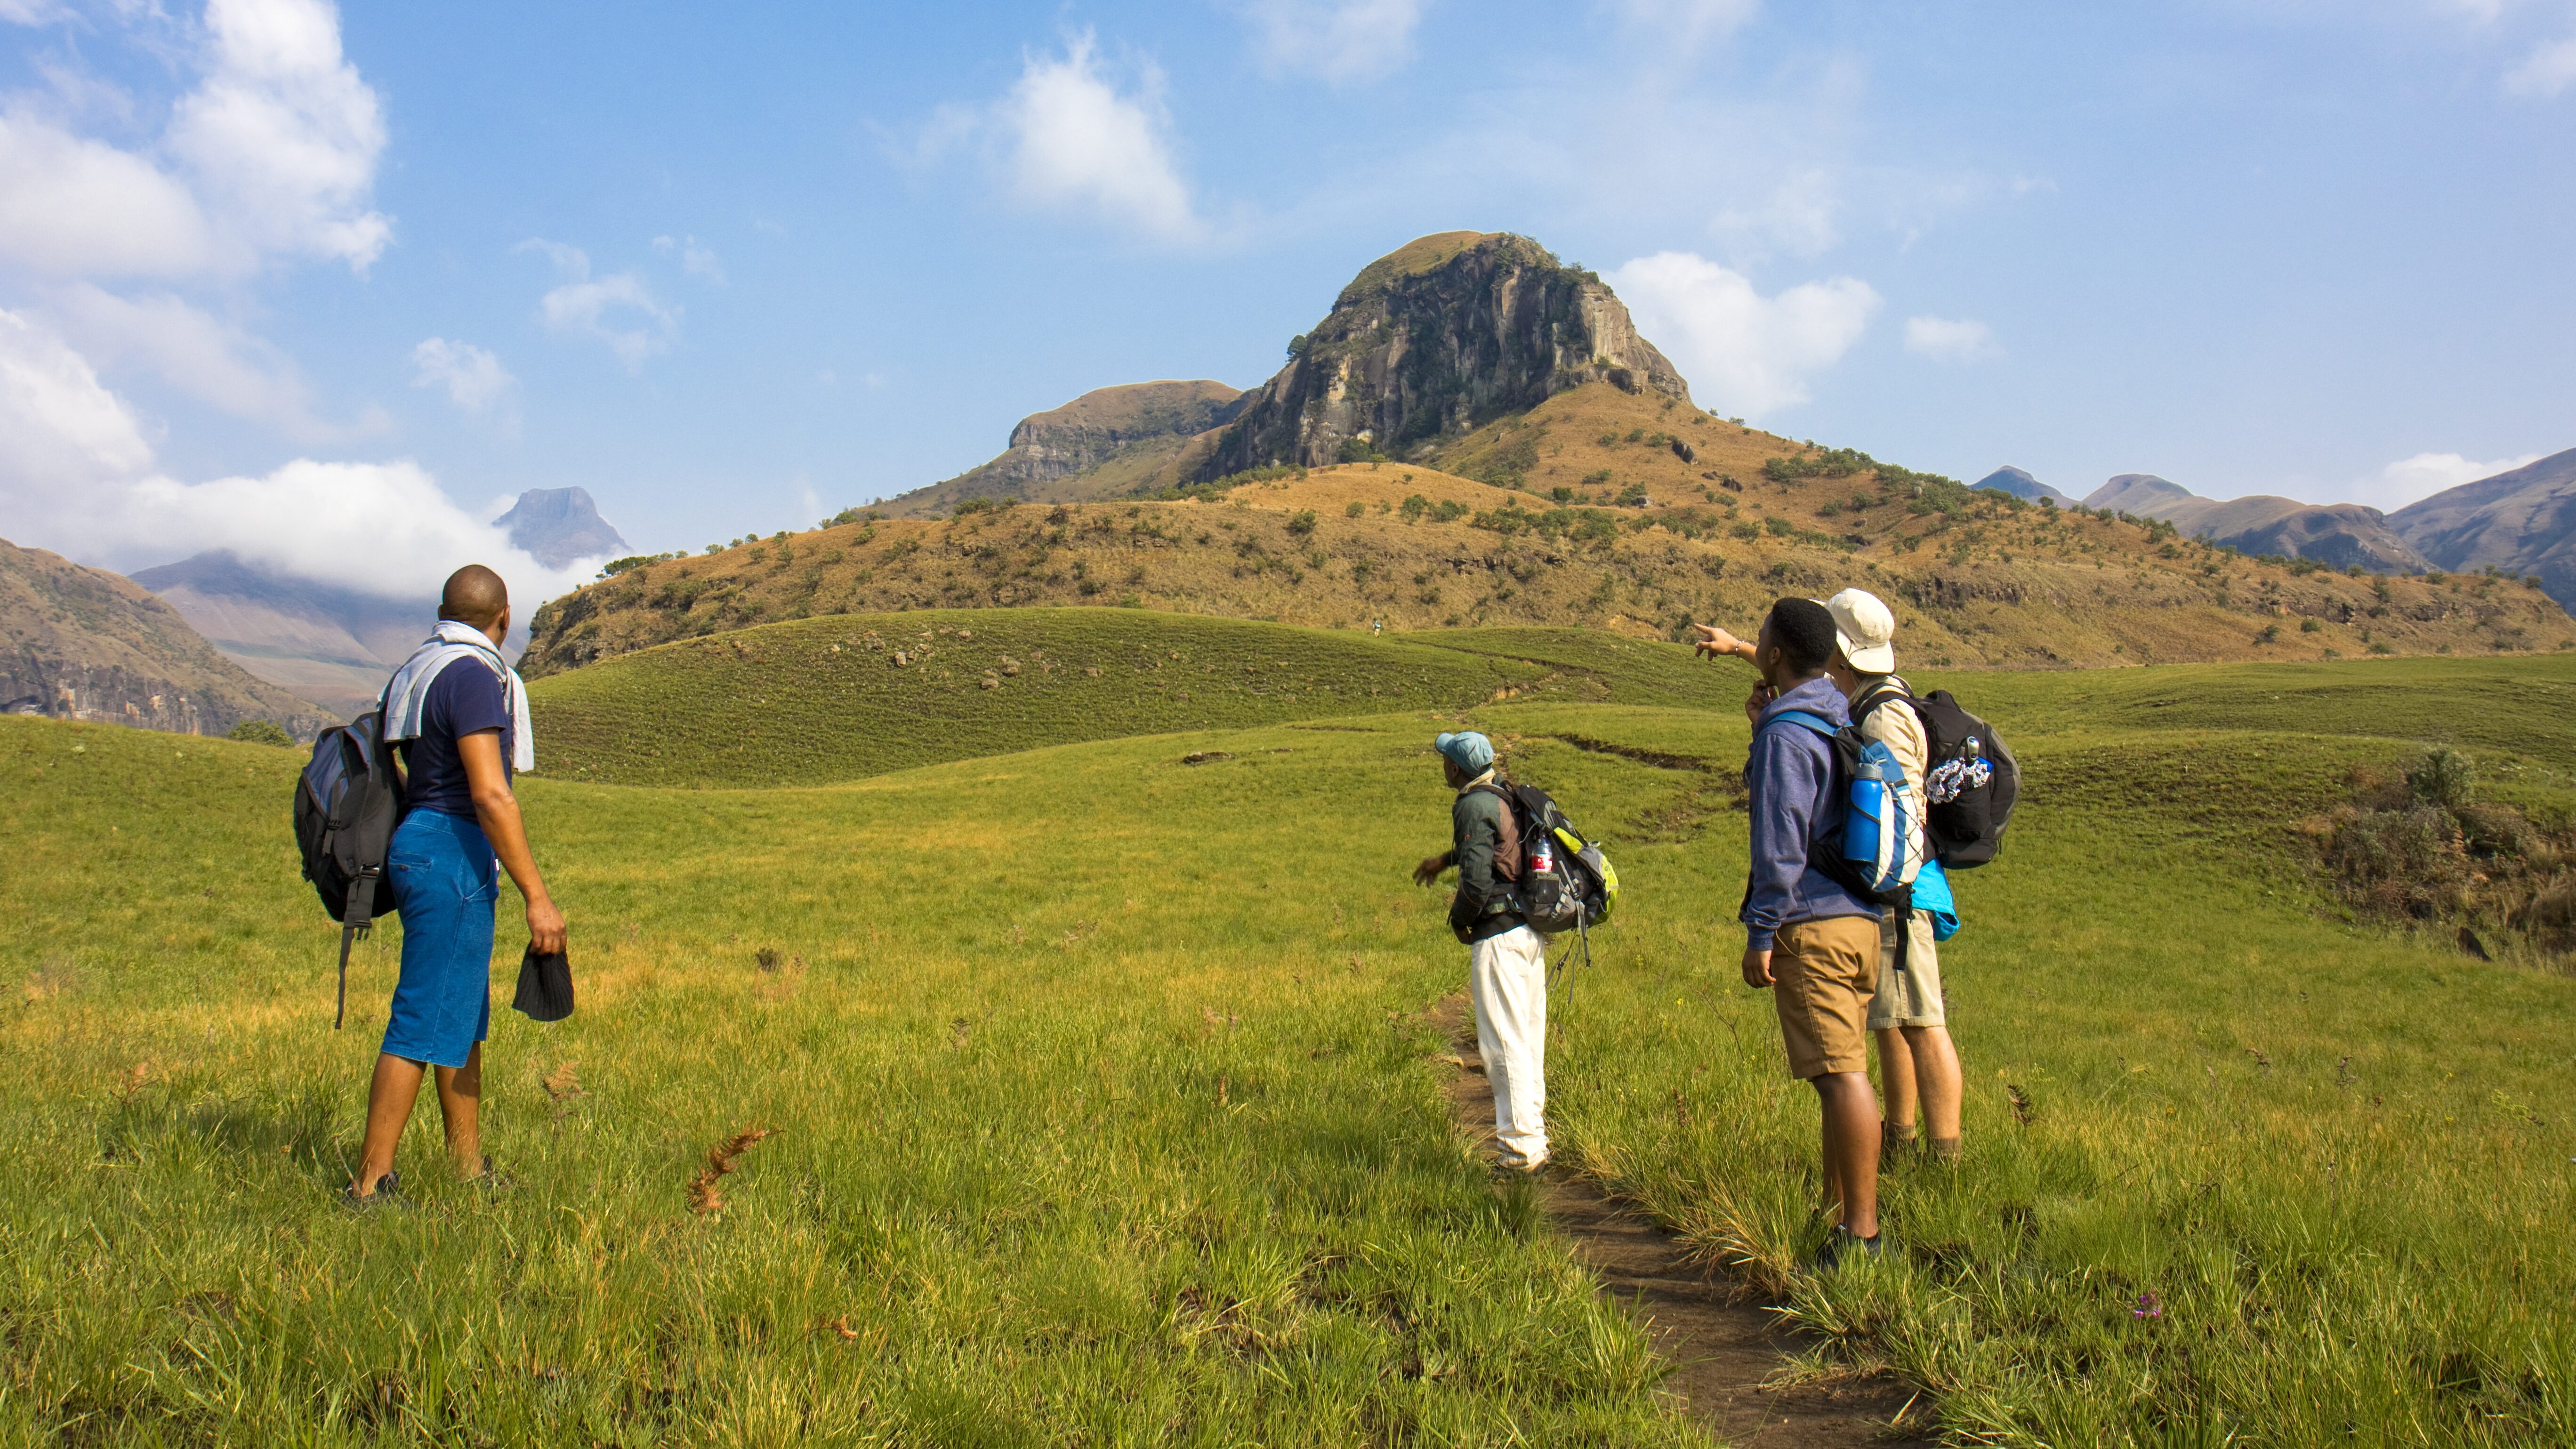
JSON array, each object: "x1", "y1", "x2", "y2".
[{"x1": 7, "y1": 645, "x2": 2575, "y2": 1445}]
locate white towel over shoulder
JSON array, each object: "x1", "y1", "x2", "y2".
[{"x1": 380, "y1": 620, "x2": 536, "y2": 773}]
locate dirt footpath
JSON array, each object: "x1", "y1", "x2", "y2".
[{"x1": 1434, "y1": 996, "x2": 1936, "y2": 1448}]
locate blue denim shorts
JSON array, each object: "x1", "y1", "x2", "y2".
[{"x1": 383, "y1": 808, "x2": 497, "y2": 1069}]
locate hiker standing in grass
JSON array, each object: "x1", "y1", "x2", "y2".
[
  {"x1": 1700, "y1": 595, "x2": 1967, "y2": 1168},
  {"x1": 346, "y1": 565, "x2": 566, "y2": 1204},
  {"x1": 1818, "y1": 589, "x2": 1965, "y2": 1167},
  {"x1": 1708, "y1": 600, "x2": 1886, "y2": 1263},
  {"x1": 1412, "y1": 730, "x2": 1549, "y2": 1173}
]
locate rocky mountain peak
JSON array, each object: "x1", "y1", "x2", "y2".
[
  {"x1": 1198, "y1": 232, "x2": 1692, "y2": 478},
  {"x1": 498, "y1": 486, "x2": 628, "y2": 568}
]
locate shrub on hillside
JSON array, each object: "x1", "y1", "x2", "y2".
[
  {"x1": 225, "y1": 720, "x2": 295, "y2": 747},
  {"x1": 2319, "y1": 749, "x2": 2576, "y2": 959}
]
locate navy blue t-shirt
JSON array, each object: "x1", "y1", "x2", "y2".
[{"x1": 400, "y1": 660, "x2": 515, "y2": 819}]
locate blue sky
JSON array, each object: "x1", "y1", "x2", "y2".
[{"x1": 0, "y1": 0, "x2": 2569, "y2": 602}]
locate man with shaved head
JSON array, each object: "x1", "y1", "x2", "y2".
[{"x1": 346, "y1": 564, "x2": 567, "y2": 1204}]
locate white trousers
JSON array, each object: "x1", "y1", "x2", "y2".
[{"x1": 1469, "y1": 925, "x2": 1549, "y2": 1166}]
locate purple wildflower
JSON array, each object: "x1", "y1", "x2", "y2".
[{"x1": 2133, "y1": 1291, "x2": 2163, "y2": 1320}]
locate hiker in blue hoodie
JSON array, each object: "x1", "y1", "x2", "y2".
[{"x1": 1736, "y1": 598, "x2": 1886, "y2": 1264}]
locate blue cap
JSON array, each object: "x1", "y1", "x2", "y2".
[{"x1": 1434, "y1": 730, "x2": 1494, "y2": 773}]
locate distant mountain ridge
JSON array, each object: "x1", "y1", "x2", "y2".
[
  {"x1": 881, "y1": 381, "x2": 1248, "y2": 518},
  {"x1": 2, "y1": 538, "x2": 327, "y2": 737},
  {"x1": 2079, "y1": 474, "x2": 2428, "y2": 573},
  {"x1": 1974, "y1": 467, "x2": 2076, "y2": 507},
  {"x1": 133, "y1": 486, "x2": 625, "y2": 719},
  {"x1": 2388, "y1": 448, "x2": 2576, "y2": 608}
]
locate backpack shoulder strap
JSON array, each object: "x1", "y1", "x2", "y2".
[{"x1": 1765, "y1": 708, "x2": 1843, "y2": 740}]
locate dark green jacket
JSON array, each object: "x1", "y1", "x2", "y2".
[{"x1": 1444, "y1": 781, "x2": 1526, "y2": 943}]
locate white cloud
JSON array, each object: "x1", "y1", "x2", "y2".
[
  {"x1": 519, "y1": 239, "x2": 678, "y2": 371},
  {"x1": 2345, "y1": 450, "x2": 2546, "y2": 512},
  {"x1": 0, "y1": 113, "x2": 220, "y2": 277},
  {"x1": 1605, "y1": 251, "x2": 1877, "y2": 420},
  {"x1": 652, "y1": 233, "x2": 726, "y2": 284},
  {"x1": 2505, "y1": 33, "x2": 2576, "y2": 94},
  {"x1": 0, "y1": 310, "x2": 588, "y2": 602},
  {"x1": 1610, "y1": 0, "x2": 1760, "y2": 52},
  {"x1": 40, "y1": 283, "x2": 378, "y2": 440},
  {"x1": 0, "y1": 0, "x2": 77, "y2": 28},
  {"x1": 1237, "y1": 0, "x2": 1431, "y2": 84},
  {"x1": 997, "y1": 34, "x2": 1204, "y2": 243},
  {"x1": 1903, "y1": 314, "x2": 2000, "y2": 362},
  {"x1": 0, "y1": 0, "x2": 390, "y2": 279},
  {"x1": 165, "y1": 0, "x2": 392, "y2": 272},
  {"x1": 0, "y1": 307, "x2": 155, "y2": 490},
  {"x1": 1709, "y1": 168, "x2": 1837, "y2": 260},
  {"x1": 411, "y1": 338, "x2": 515, "y2": 415}
]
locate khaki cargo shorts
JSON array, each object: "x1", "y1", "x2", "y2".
[
  {"x1": 1867, "y1": 910, "x2": 1947, "y2": 1030},
  {"x1": 1768, "y1": 916, "x2": 1882, "y2": 1079}
]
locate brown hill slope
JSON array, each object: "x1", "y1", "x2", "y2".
[
  {"x1": 880, "y1": 380, "x2": 1248, "y2": 519},
  {"x1": 523, "y1": 382, "x2": 2569, "y2": 677},
  {"x1": 2, "y1": 539, "x2": 331, "y2": 737}
]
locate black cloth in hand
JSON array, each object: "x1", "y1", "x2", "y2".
[{"x1": 512, "y1": 944, "x2": 574, "y2": 1022}]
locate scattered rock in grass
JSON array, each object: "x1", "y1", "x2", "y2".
[
  {"x1": 998, "y1": 657, "x2": 1021, "y2": 676},
  {"x1": 1083, "y1": 666, "x2": 1102, "y2": 677},
  {"x1": 1181, "y1": 751, "x2": 1232, "y2": 765},
  {"x1": 979, "y1": 675, "x2": 998, "y2": 690},
  {"x1": 892, "y1": 651, "x2": 910, "y2": 667}
]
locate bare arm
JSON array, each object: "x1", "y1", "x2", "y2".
[
  {"x1": 458, "y1": 729, "x2": 566, "y2": 954},
  {"x1": 1692, "y1": 624, "x2": 1759, "y2": 664}
]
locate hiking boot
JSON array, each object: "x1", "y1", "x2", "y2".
[
  {"x1": 340, "y1": 1170, "x2": 412, "y2": 1212},
  {"x1": 1926, "y1": 1136, "x2": 1963, "y2": 1167},
  {"x1": 1487, "y1": 1152, "x2": 1548, "y2": 1178},
  {"x1": 1813, "y1": 1223, "x2": 1884, "y2": 1271}
]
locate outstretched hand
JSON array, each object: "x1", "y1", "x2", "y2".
[
  {"x1": 1413, "y1": 855, "x2": 1448, "y2": 887},
  {"x1": 1692, "y1": 624, "x2": 1752, "y2": 661}
]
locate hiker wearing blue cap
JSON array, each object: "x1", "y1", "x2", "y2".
[{"x1": 1413, "y1": 729, "x2": 1549, "y2": 1172}]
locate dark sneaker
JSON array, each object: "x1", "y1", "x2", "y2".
[
  {"x1": 340, "y1": 1170, "x2": 412, "y2": 1212},
  {"x1": 1813, "y1": 1224, "x2": 1884, "y2": 1271}
]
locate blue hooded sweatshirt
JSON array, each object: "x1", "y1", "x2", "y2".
[{"x1": 1740, "y1": 675, "x2": 1877, "y2": 950}]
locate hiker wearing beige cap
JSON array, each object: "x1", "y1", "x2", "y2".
[
  {"x1": 1695, "y1": 593, "x2": 1966, "y2": 1166},
  {"x1": 1813, "y1": 589, "x2": 1964, "y2": 1166}
]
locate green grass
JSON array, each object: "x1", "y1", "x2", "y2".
[
  {"x1": 7, "y1": 651, "x2": 2576, "y2": 1444},
  {"x1": 528, "y1": 608, "x2": 1734, "y2": 788}
]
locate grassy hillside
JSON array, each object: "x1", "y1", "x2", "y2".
[
  {"x1": 1, "y1": 536, "x2": 330, "y2": 737},
  {"x1": 527, "y1": 607, "x2": 1734, "y2": 787},
  {"x1": 526, "y1": 381, "x2": 2568, "y2": 679},
  {"x1": 7, "y1": 654, "x2": 2575, "y2": 1443}
]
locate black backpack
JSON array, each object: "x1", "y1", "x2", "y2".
[
  {"x1": 1854, "y1": 685, "x2": 2019, "y2": 869},
  {"x1": 1471, "y1": 781, "x2": 1617, "y2": 935},
  {"x1": 294, "y1": 708, "x2": 405, "y2": 1027}
]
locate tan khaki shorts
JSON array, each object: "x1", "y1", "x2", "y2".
[
  {"x1": 1867, "y1": 910, "x2": 1947, "y2": 1030},
  {"x1": 1768, "y1": 916, "x2": 1881, "y2": 1079}
]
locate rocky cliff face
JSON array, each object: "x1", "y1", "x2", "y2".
[
  {"x1": 1198, "y1": 232, "x2": 1692, "y2": 479},
  {"x1": 2, "y1": 539, "x2": 327, "y2": 737}
]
